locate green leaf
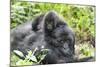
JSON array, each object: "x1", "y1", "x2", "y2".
[
  {"x1": 13, "y1": 50, "x2": 24, "y2": 58},
  {"x1": 29, "y1": 56, "x2": 37, "y2": 62}
]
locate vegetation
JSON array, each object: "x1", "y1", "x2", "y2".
[
  {"x1": 11, "y1": 1, "x2": 95, "y2": 66},
  {"x1": 11, "y1": 49, "x2": 49, "y2": 66}
]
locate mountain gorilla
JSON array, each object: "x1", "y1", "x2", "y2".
[{"x1": 11, "y1": 11, "x2": 93, "y2": 64}]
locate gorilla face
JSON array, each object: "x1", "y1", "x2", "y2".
[{"x1": 52, "y1": 25, "x2": 75, "y2": 54}]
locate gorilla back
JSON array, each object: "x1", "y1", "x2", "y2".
[{"x1": 11, "y1": 11, "x2": 75, "y2": 64}]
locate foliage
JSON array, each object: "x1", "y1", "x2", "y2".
[
  {"x1": 75, "y1": 42, "x2": 95, "y2": 59},
  {"x1": 11, "y1": 49, "x2": 49, "y2": 66}
]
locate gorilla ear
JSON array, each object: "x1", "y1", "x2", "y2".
[
  {"x1": 44, "y1": 11, "x2": 59, "y2": 32},
  {"x1": 32, "y1": 14, "x2": 44, "y2": 31}
]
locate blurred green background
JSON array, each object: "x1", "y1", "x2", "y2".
[{"x1": 11, "y1": 0, "x2": 95, "y2": 66}]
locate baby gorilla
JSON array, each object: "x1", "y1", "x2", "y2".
[{"x1": 11, "y1": 11, "x2": 75, "y2": 64}]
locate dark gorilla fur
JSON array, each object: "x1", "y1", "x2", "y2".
[{"x1": 11, "y1": 11, "x2": 93, "y2": 64}]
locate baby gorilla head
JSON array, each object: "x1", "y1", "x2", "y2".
[{"x1": 42, "y1": 11, "x2": 75, "y2": 63}]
